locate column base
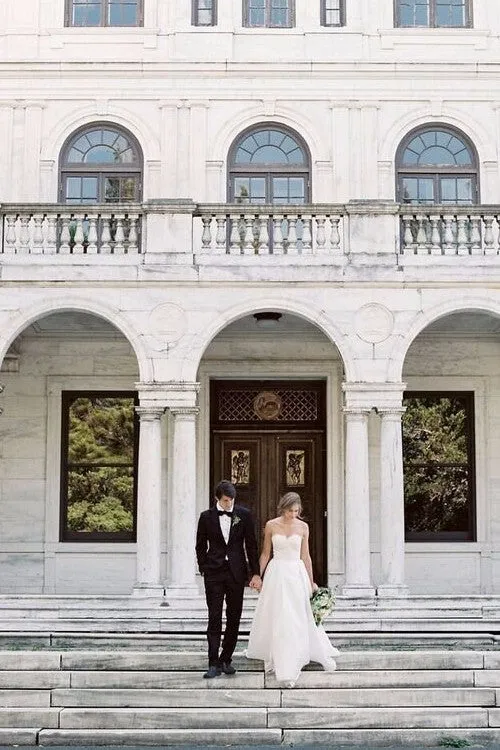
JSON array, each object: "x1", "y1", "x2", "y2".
[
  {"x1": 341, "y1": 584, "x2": 376, "y2": 598},
  {"x1": 131, "y1": 584, "x2": 165, "y2": 598},
  {"x1": 377, "y1": 584, "x2": 409, "y2": 598}
]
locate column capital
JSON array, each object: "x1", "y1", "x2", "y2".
[
  {"x1": 343, "y1": 381, "x2": 407, "y2": 411},
  {"x1": 169, "y1": 406, "x2": 200, "y2": 418},
  {"x1": 343, "y1": 407, "x2": 371, "y2": 418},
  {"x1": 135, "y1": 381, "x2": 200, "y2": 409},
  {"x1": 135, "y1": 405, "x2": 165, "y2": 421},
  {"x1": 378, "y1": 407, "x2": 406, "y2": 418}
]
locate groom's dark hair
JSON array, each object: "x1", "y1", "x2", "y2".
[{"x1": 214, "y1": 480, "x2": 236, "y2": 500}]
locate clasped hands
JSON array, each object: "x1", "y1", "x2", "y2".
[{"x1": 249, "y1": 574, "x2": 262, "y2": 592}]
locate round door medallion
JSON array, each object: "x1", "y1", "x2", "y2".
[{"x1": 253, "y1": 391, "x2": 282, "y2": 421}]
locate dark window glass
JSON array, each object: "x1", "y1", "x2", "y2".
[
  {"x1": 60, "y1": 124, "x2": 143, "y2": 204},
  {"x1": 193, "y1": 0, "x2": 217, "y2": 25},
  {"x1": 60, "y1": 392, "x2": 138, "y2": 542},
  {"x1": 402, "y1": 392, "x2": 476, "y2": 541},
  {"x1": 396, "y1": 0, "x2": 470, "y2": 27},
  {"x1": 66, "y1": 0, "x2": 142, "y2": 26},
  {"x1": 244, "y1": 0, "x2": 294, "y2": 27},
  {"x1": 321, "y1": 0, "x2": 344, "y2": 26},
  {"x1": 397, "y1": 126, "x2": 477, "y2": 205}
]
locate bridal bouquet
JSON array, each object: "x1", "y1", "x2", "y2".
[{"x1": 310, "y1": 586, "x2": 336, "y2": 626}]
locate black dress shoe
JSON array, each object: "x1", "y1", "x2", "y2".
[
  {"x1": 203, "y1": 665, "x2": 221, "y2": 679},
  {"x1": 220, "y1": 662, "x2": 236, "y2": 675}
]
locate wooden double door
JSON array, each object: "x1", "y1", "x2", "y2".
[{"x1": 212, "y1": 429, "x2": 326, "y2": 584}]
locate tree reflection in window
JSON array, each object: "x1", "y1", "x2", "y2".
[
  {"x1": 402, "y1": 392, "x2": 475, "y2": 541},
  {"x1": 61, "y1": 392, "x2": 138, "y2": 541}
]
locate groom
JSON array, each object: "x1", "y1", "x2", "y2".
[{"x1": 196, "y1": 480, "x2": 261, "y2": 678}]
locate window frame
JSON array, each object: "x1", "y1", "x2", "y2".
[
  {"x1": 59, "y1": 390, "x2": 139, "y2": 543},
  {"x1": 402, "y1": 390, "x2": 476, "y2": 543},
  {"x1": 65, "y1": 0, "x2": 144, "y2": 28},
  {"x1": 59, "y1": 122, "x2": 143, "y2": 204},
  {"x1": 192, "y1": 0, "x2": 218, "y2": 26},
  {"x1": 243, "y1": 0, "x2": 295, "y2": 28},
  {"x1": 320, "y1": 0, "x2": 345, "y2": 27},
  {"x1": 394, "y1": 0, "x2": 472, "y2": 29},
  {"x1": 396, "y1": 124, "x2": 479, "y2": 205}
]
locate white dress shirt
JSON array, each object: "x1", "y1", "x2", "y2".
[{"x1": 216, "y1": 501, "x2": 234, "y2": 545}]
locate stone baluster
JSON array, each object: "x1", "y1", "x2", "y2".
[
  {"x1": 32, "y1": 215, "x2": 44, "y2": 254},
  {"x1": 168, "y1": 406, "x2": 199, "y2": 595},
  {"x1": 457, "y1": 217, "x2": 469, "y2": 255},
  {"x1": 128, "y1": 216, "x2": 139, "y2": 253},
  {"x1": 402, "y1": 215, "x2": 414, "y2": 254},
  {"x1": 100, "y1": 216, "x2": 112, "y2": 254},
  {"x1": 243, "y1": 217, "x2": 254, "y2": 255},
  {"x1": 257, "y1": 214, "x2": 270, "y2": 255},
  {"x1": 287, "y1": 216, "x2": 298, "y2": 255},
  {"x1": 377, "y1": 407, "x2": 408, "y2": 598},
  {"x1": 442, "y1": 215, "x2": 455, "y2": 255},
  {"x1": 19, "y1": 216, "x2": 30, "y2": 253},
  {"x1": 114, "y1": 218, "x2": 125, "y2": 254},
  {"x1": 86, "y1": 218, "x2": 98, "y2": 254},
  {"x1": 201, "y1": 215, "x2": 212, "y2": 252},
  {"x1": 59, "y1": 216, "x2": 71, "y2": 254},
  {"x1": 302, "y1": 217, "x2": 312, "y2": 253},
  {"x1": 483, "y1": 216, "x2": 495, "y2": 255},
  {"x1": 315, "y1": 216, "x2": 326, "y2": 253},
  {"x1": 4, "y1": 216, "x2": 17, "y2": 253},
  {"x1": 273, "y1": 216, "x2": 284, "y2": 255},
  {"x1": 215, "y1": 216, "x2": 226, "y2": 254},
  {"x1": 229, "y1": 215, "x2": 241, "y2": 254},
  {"x1": 415, "y1": 214, "x2": 428, "y2": 254},
  {"x1": 330, "y1": 216, "x2": 342, "y2": 254},
  {"x1": 430, "y1": 217, "x2": 441, "y2": 255},
  {"x1": 133, "y1": 405, "x2": 165, "y2": 596},
  {"x1": 469, "y1": 215, "x2": 481, "y2": 255},
  {"x1": 73, "y1": 217, "x2": 85, "y2": 254},
  {"x1": 45, "y1": 216, "x2": 57, "y2": 254},
  {"x1": 342, "y1": 408, "x2": 375, "y2": 597}
]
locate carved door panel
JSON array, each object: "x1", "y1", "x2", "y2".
[{"x1": 212, "y1": 430, "x2": 326, "y2": 583}]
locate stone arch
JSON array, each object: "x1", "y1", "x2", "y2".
[
  {"x1": 379, "y1": 106, "x2": 495, "y2": 168},
  {"x1": 181, "y1": 296, "x2": 357, "y2": 382},
  {"x1": 388, "y1": 296, "x2": 500, "y2": 381},
  {"x1": 0, "y1": 295, "x2": 153, "y2": 382}
]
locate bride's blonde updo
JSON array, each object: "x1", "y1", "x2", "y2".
[{"x1": 277, "y1": 491, "x2": 303, "y2": 517}]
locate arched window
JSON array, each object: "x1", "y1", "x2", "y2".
[
  {"x1": 396, "y1": 125, "x2": 478, "y2": 205},
  {"x1": 228, "y1": 124, "x2": 310, "y2": 205},
  {"x1": 60, "y1": 124, "x2": 143, "y2": 204}
]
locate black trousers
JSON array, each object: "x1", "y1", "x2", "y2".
[{"x1": 204, "y1": 566, "x2": 245, "y2": 666}]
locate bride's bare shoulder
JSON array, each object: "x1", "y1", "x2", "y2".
[{"x1": 265, "y1": 517, "x2": 281, "y2": 529}]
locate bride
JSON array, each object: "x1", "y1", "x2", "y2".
[{"x1": 246, "y1": 491, "x2": 338, "y2": 687}]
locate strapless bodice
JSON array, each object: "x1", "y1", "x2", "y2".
[{"x1": 271, "y1": 533, "x2": 302, "y2": 561}]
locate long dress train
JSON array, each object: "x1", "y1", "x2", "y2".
[{"x1": 246, "y1": 533, "x2": 338, "y2": 685}]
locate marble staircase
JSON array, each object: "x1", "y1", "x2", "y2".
[{"x1": 1, "y1": 642, "x2": 500, "y2": 746}]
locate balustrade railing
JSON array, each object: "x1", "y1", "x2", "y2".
[
  {"x1": 2, "y1": 207, "x2": 142, "y2": 254},
  {"x1": 400, "y1": 208, "x2": 500, "y2": 256},
  {"x1": 195, "y1": 204, "x2": 345, "y2": 256}
]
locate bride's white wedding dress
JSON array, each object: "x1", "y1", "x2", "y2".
[{"x1": 246, "y1": 533, "x2": 338, "y2": 685}]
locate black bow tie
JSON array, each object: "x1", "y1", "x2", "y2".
[{"x1": 218, "y1": 510, "x2": 233, "y2": 517}]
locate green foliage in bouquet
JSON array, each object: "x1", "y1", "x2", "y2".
[{"x1": 310, "y1": 586, "x2": 336, "y2": 626}]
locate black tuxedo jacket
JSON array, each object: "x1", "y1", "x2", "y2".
[{"x1": 195, "y1": 504, "x2": 259, "y2": 584}]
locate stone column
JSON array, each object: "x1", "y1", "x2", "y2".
[
  {"x1": 378, "y1": 408, "x2": 408, "y2": 597},
  {"x1": 342, "y1": 408, "x2": 375, "y2": 597},
  {"x1": 133, "y1": 406, "x2": 165, "y2": 596},
  {"x1": 167, "y1": 406, "x2": 199, "y2": 595}
]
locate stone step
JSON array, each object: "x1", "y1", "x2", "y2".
[
  {"x1": 47, "y1": 706, "x2": 490, "y2": 730},
  {"x1": 58, "y1": 707, "x2": 268, "y2": 729},
  {"x1": 0, "y1": 648, "x2": 487, "y2": 672},
  {"x1": 38, "y1": 728, "x2": 283, "y2": 746},
  {"x1": 0, "y1": 728, "x2": 40, "y2": 745},
  {"x1": 0, "y1": 671, "x2": 70, "y2": 689},
  {"x1": 283, "y1": 727, "x2": 500, "y2": 746},
  {"x1": 67, "y1": 667, "x2": 476, "y2": 689},
  {"x1": 0, "y1": 690, "x2": 51, "y2": 707},
  {"x1": 0, "y1": 708, "x2": 59, "y2": 728},
  {"x1": 50, "y1": 686, "x2": 495, "y2": 708}
]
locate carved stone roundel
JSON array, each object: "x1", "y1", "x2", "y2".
[
  {"x1": 148, "y1": 303, "x2": 187, "y2": 345},
  {"x1": 253, "y1": 391, "x2": 282, "y2": 421},
  {"x1": 355, "y1": 303, "x2": 394, "y2": 344}
]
